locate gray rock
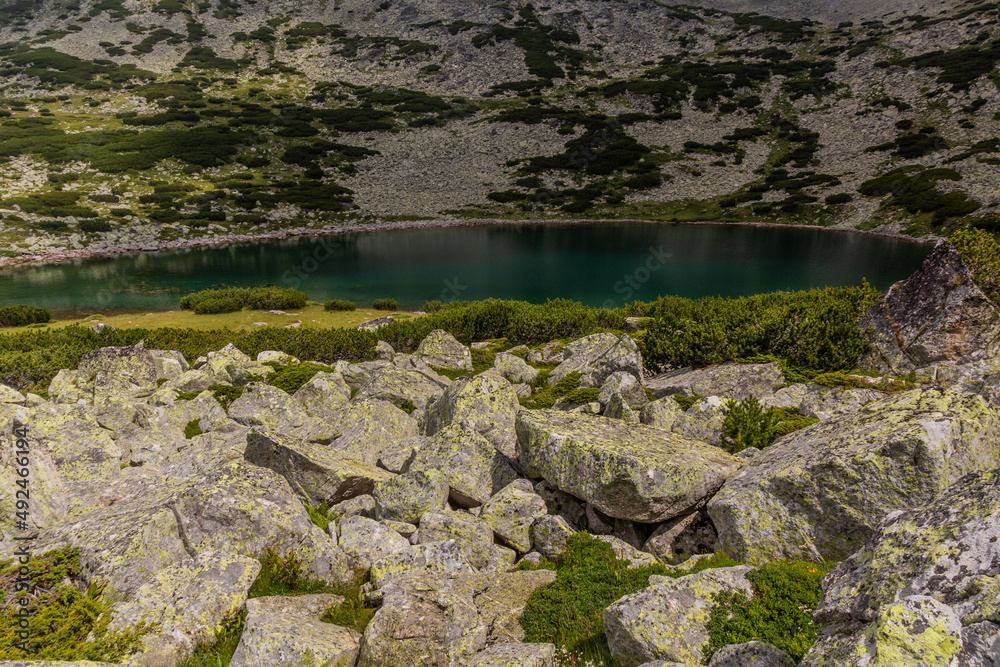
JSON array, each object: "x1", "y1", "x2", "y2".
[
  {"x1": 229, "y1": 594, "x2": 360, "y2": 667},
  {"x1": 645, "y1": 362, "x2": 785, "y2": 401},
  {"x1": 517, "y1": 409, "x2": 741, "y2": 523},
  {"x1": 530, "y1": 515, "x2": 577, "y2": 561},
  {"x1": 478, "y1": 479, "x2": 548, "y2": 554},
  {"x1": 369, "y1": 539, "x2": 474, "y2": 587},
  {"x1": 468, "y1": 643, "x2": 556, "y2": 667},
  {"x1": 228, "y1": 382, "x2": 309, "y2": 431},
  {"x1": 527, "y1": 342, "x2": 564, "y2": 365},
  {"x1": 416, "y1": 329, "x2": 474, "y2": 372},
  {"x1": 77, "y1": 341, "x2": 157, "y2": 402},
  {"x1": 709, "y1": 388, "x2": 1000, "y2": 563},
  {"x1": 356, "y1": 364, "x2": 447, "y2": 412},
  {"x1": 604, "y1": 566, "x2": 757, "y2": 667},
  {"x1": 409, "y1": 425, "x2": 518, "y2": 508},
  {"x1": 802, "y1": 596, "x2": 964, "y2": 667},
  {"x1": 860, "y1": 240, "x2": 1000, "y2": 373},
  {"x1": 534, "y1": 480, "x2": 587, "y2": 530},
  {"x1": 604, "y1": 392, "x2": 640, "y2": 423},
  {"x1": 374, "y1": 469, "x2": 449, "y2": 524},
  {"x1": 329, "y1": 398, "x2": 419, "y2": 465},
  {"x1": 244, "y1": 427, "x2": 393, "y2": 507},
  {"x1": 150, "y1": 349, "x2": 190, "y2": 382},
  {"x1": 376, "y1": 341, "x2": 396, "y2": 361},
  {"x1": 205, "y1": 343, "x2": 272, "y2": 386},
  {"x1": 639, "y1": 396, "x2": 685, "y2": 431},
  {"x1": 493, "y1": 351, "x2": 540, "y2": 384},
  {"x1": 669, "y1": 396, "x2": 729, "y2": 447},
  {"x1": 0, "y1": 383, "x2": 26, "y2": 404},
  {"x1": 335, "y1": 360, "x2": 392, "y2": 390},
  {"x1": 327, "y1": 495, "x2": 377, "y2": 522},
  {"x1": 293, "y1": 371, "x2": 351, "y2": 421},
  {"x1": 48, "y1": 368, "x2": 86, "y2": 404},
  {"x1": 418, "y1": 510, "x2": 495, "y2": 569},
  {"x1": 595, "y1": 535, "x2": 659, "y2": 568},
  {"x1": 358, "y1": 316, "x2": 395, "y2": 331},
  {"x1": 709, "y1": 641, "x2": 795, "y2": 667},
  {"x1": 378, "y1": 434, "x2": 425, "y2": 473},
  {"x1": 763, "y1": 382, "x2": 884, "y2": 420},
  {"x1": 117, "y1": 422, "x2": 189, "y2": 467},
  {"x1": 959, "y1": 622, "x2": 1000, "y2": 667},
  {"x1": 424, "y1": 374, "x2": 521, "y2": 460},
  {"x1": 599, "y1": 372, "x2": 649, "y2": 409},
  {"x1": 548, "y1": 333, "x2": 643, "y2": 388},
  {"x1": 338, "y1": 515, "x2": 412, "y2": 569}
]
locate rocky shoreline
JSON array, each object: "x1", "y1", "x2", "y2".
[{"x1": 0, "y1": 218, "x2": 936, "y2": 272}]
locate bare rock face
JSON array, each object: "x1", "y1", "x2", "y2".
[{"x1": 859, "y1": 241, "x2": 1000, "y2": 373}]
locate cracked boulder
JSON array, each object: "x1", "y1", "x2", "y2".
[
  {"x1": 77, "y1": 342, "x2": 158, "y2": 402},
  {"x1": 416, "y1": 329, "x2": 474, "y2": 372},
  {"x1": 547, "y1": 333, "x2": 643, "y2": 388},
  {"x1": 645, "y1": 361, "x2": 785, "y2": 401},
  {"x1": 409, "y1": 425, "x2": 518, "y2": 508}
]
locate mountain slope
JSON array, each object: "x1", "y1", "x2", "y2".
[{"x1": 0, "y1": 0, "x2": 998, "y2": 259}]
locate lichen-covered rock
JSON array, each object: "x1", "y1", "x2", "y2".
[
  {"x1": 374, "y1": 469, "x2": 449, "y2": 524},
  {"x1": 669, "y1": 396, "x2": 729, "y2": 447},
  {"x1": 860, "y1": 241, "x2": 1000, "y2": 373},
  {"x1": 604, "y1": 392, "x2": 640, "y2": 423},
  {"x1": 409, "y1": 425, "x2": 518, "y2": 508},
  {"x1": 517, "y1": 410, "x2": 741, "y2": 523},
  {"x1": 244, "y1": 427, "x2": 393, "y2": 507},
  {"x1": 205, "y1": 343, "x2": 272, "y2": 386},
  {"x1": 150, "y1": 349, "x2": 190, "y2": 382},
  {"x1": 959, "y1": 622, "x2": 1000, "y2": 667},
  {"x1": 814, "y1": 466, "x2": 1000, "y2": 628},
  {"x1": 77, "y1": 342, "x2": 158, "y2": 402},
  {"x1": 708, "y1": 641, "x2": 795, "y2": 667},
  {"x1": 376, "y1": 341, "x2": 396, "y2": 361},
  {"x1": 640, "y1": 397, "x2": 685, "y2": 431},
  {"x1": 548, "y1": 333, "x2": 643, "y2": 388},
  {"x1": 358, "y1": 569, "x2": 556, "y2": 667},
  {"x1": 106, "y1": 551, "x2": 260, "y2": 666},
  {"x1": 708, "y1": 388, "x2": 1000, "y2": 563},
  {"x1": 416, "y1": 329, "x2": 474, "y2": 372},
  {"x1": 527, "y1": 342, "x2": 565, "y2": 365},
  {"x1": 378, "y1": 434, "x2": 425, "y2": 473},
  {"x1": 338, "y1": 515, "x2": 412, "y2": 570},
  {"x1": 530, "y1": 515, "x2": 577, "y2": 561},
  {"x1": 117, "y1": 422, "x2": 189, "y2": 467},
  {"x1": 599, "y1": 372, "x2": 649, "y2": 409},
  {"x1": 595, "y1": 535, "x2": 659, "y2": 568},
  {"x1": 478, "y1": 479, "x2": 547, "y2": 554},
  {"x1": 604, "y1": 566, "x2": 757, "y2": 667},
  {"x1": 335, "y1": 360, "x2": 392, "y2": 390},
  {"x1": 534, "y1": 480, "x2": 587, "y2": 530},
  {"x1": 369, "y1": 539, "x2": 473, "y2": 587},
  {"x1": 763, "y1": 382, "x2": 885, "y2": 421},
  {"x1": 164, "y1": 368, "x2": 217, "y2": 393},
  {"x1": 0, "y1": 383, "x2": 25, "y2": 404},
  {"x1": 643, "y1": 511, "x2": 718, "y2": 565},
  {"x1": 229, "y1": 594, "x2": 360, "y2": 667},
  {"x1": 228, "y1": 382, "x2": 309, "y2": 433},
  {"x1": 293, "y1": 371, "x2": 351, "y2": 421},
  {"x1": 32, "y1": 459, "x2": 354, "y2": 599},
  {"x1": 802, "y1": 596, "x2": 963, "y2": 667},
  {"x1": 468, "y1": 643, "x2": 556, "y2": 667},
  {"x1": 493, "y1": 352, "x2": 540, "y2": 385},
  {"x1": 329, "y1": 398, "x2": 419, "y2": 465},
  {"x1": 424, "y1": 375, "x2": 521, "y2": 460},
  {"x1": 645, "y1": 362, "x2": 785, "y2": 401},
  {"x1": 356, "y1": 364, "x2": 448, "y2": 412},
  {"x1": 328, "y1": 495, "x2": 377, "y2": 522},
  {"x1": 256, "y1": 350, "x2": 300, "y2": 365},
  {"x1": 418, "y1": 510, "x2": 495, "y2": 569},
  {"x1": 48, "y1": 368, "x2": 87, "y2": 404}
]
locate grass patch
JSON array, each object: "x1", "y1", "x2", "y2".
[{"x1": 183, "y1": 419, "x2": 204, "y2": 439}]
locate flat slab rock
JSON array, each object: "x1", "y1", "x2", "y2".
[
  {"x1": 645, "y1": 362, "x2": 785, "y2": 401},
  {"x1": 516, "y1": 409, "x2": 741, "y2": 523}
]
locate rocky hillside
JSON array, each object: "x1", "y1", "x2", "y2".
[
  {"x1": 1, "y1": 242, "x2": 1000, "y2": 665},
  {"x1": 0, "y1": 0, "x2": 999, "y2": 259}
]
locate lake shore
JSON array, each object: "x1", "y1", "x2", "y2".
[{"x1": 0, "y1": 218, "x2": 936, "y2": 271}]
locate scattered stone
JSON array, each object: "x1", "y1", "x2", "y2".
[
  {"x1": 228, "y1": 382, "x2": 309, "y2": 431},
  {"x1": 410, "y1": 425, "x2": 518, "y2": 508},
  {"x1": 548, "y1": 333, "x2": 643, "y2": 388},
  {"x1": 424, "y1": 374, "x2": 521, "y2": 459},
  {"x1": 417, "y1": 510, "x2": 495, "y2": 569},
  {"x1": 292, "y1": 371, "x2": 352, "y2": 421},
  {"x1": 645, "y1": 362, "x2": 785, "y2": 400},
  {"x1": 338, "y1": 515, "x2": 412, "y2": 570},
  {"x1": 708, "y1": 641, "x2": 795, "y2": 667},
  {"x1": 357, "y1": 316, "x2": 394, "y2": 331},
  {"x1": 373, "y1": 469, "x2": 449, "y2": 524},
  {"x1": 493, "y1": 352, "x2": 540, "y2": 384},
  {"x1": 478, "y1": 479, "x2": 548, "y2": 554},
  {"x1": 416, "y1": 329, "x2": 474, "y2": 372}
]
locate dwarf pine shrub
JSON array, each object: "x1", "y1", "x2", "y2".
[
  {"x1": 324, "y1": 299, "x2": 357, "y2": 311},
  {"x1": 0, "y1": 305, "x2": 50, "y2": 328}
]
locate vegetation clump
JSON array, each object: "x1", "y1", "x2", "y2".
[
  {"x1": 371, "y1": 298, "x2": 399, "y2": 311},
  {"x1": 180, "y1": 286, "x2": 308, "y2": 314},
  {"x1": 704, "y1": 561, "x2": 833, "y2": 662},
  {"x1": 720, "y1": 397, "x2": 818, "y2": 453},
  {"x1": 951, "y1": 228, "x2": 1000, "y2": 302},
  {"x1": 265, "y1": 361, "x2": 333, "y2": 394},
  {"x1": 324, "y1": 299, "x2": 357, "y2": 311},
  {"x1": 0, "y1": 305, "x2": 50, "y2": 328}
]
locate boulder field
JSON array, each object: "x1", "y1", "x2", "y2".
[{"x1": 1, "y1": 242, "x2": 999, "y2": 666}]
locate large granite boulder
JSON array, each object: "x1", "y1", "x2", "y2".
[
  {"x1": 812, "y1": 467, "x2": 1000, "y2": 634},
  {"x1": 548, "y1": 333, "x2": 643, "y2": 388},
  {"x1": 708, "y1": 387, "x2": 1000, "y2": 563},
  {"x1": 338, "y1": 515, "x2": 412, "y2": 569},
  {"x1": 373, "y1": 469, "x2": 449, "y2": 524},
  {"x1": 762, "y1": 382, "x2": 884, "y2": 421},
  {"x1": 409, "y1": 425, "x2": 518, "y2": 507},
  {"x1": 229, "y1": 594, "x2": 360, "y2": 667},
  {"x1": 645, "y1": 362, "x2": 785, "y2": 400},
  {"x1": 517, "y1": 410, "x2": 741, "y2": 523},
  {"x1": 478, "y1": 479, "x2": 547, "y2": 554},
  {"x1": 468, "y1": 643, "x2": 556, "y2": 667},
  {"x1": 293, "y1": 371, "x2": 352, "y2": 421},
  {"x1": 357, "y1": 570, "x2": 556, "y2": 667},
  {"x1": 77, "y1": 342, "x2": 158, "y2": 402},
  {"x1": 368, "y1": 539, "x2": 474, "y2": 587},
  {"x1": 424, "y1": 375, "x2": 521, "y2": 460},
  {"x1": 227, "y1": 382, "x2": 310, "y2": 431},
  {"x1": 709, "y1": 641, "x2": 795, "y2": 667},
  {"x1": 244, "y1": 427, "x2": 393, "y2": 507},
  {"x1": 417, "y1": 510, "x2": 496, "y2": 570},
  {"x1": 329, "y1": 398, "x2": 419, "y2": 465},
  {"x1": 355, "y1": 364, "x2": 448, "y2": 412},
  {"x1": 604, "y1": 566, "x2": 757, "y2": 667},
  {"x1": 204, "y1": 343, "x2": 272, "y2": 386},
  {"x1": 416, "y1": 329, "x2": 474, "y2": 372},
  {"x1": 493, "y1": 352, "x2": 540, "y2": 385},
  {"x1": 859, "y1": 240, "x2": 1000, "y2": 373}
]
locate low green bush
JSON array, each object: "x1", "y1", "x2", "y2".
[
  {"x1": 0, "y1": 547, "x2": 156, "y2": 660},
  {"x1": 520, "y1": 533, "x2": 737, "y2": 665},
  {"x1": 266, "y1": 362, "x2": 332, "y2": 394},
  {"x1": 951, "y1": 228, "x2": 1000, "y2": 302},
  {"x1": 521, "y1": 371, "x2": 581, "y2": 409},
  {"x1": 183, "y1": 419, "x2": 203, "y2": 439},
  {"x1": 0, "y1": 305, "x2": 50, "y2": 328},
  {"x1": 324, "y1": 299, "x2": 356, "y2": 311},
  {"x1": 720, "y1": 397, "x2": 818, "y2": 453},
  {"x1": 705, "y1": 560, "x2": 833, "y2": 662},
  {"x1": 672, "y1": 393, "x2": 704, "y2": 410},
  {"x1": 180, "y1": 286, "x2": 308, "y2": 313},
  {"x1": 372, "y1": 298, "x2": 399, "y2": 311}
]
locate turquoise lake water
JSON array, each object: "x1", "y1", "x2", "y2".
[{"x1": 0, "y1": 222, "x2": 931, "y2": 315}]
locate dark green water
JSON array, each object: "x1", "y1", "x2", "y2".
[{"x1": 0, "y1": 223, "x2": 930, "y2": 315}]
